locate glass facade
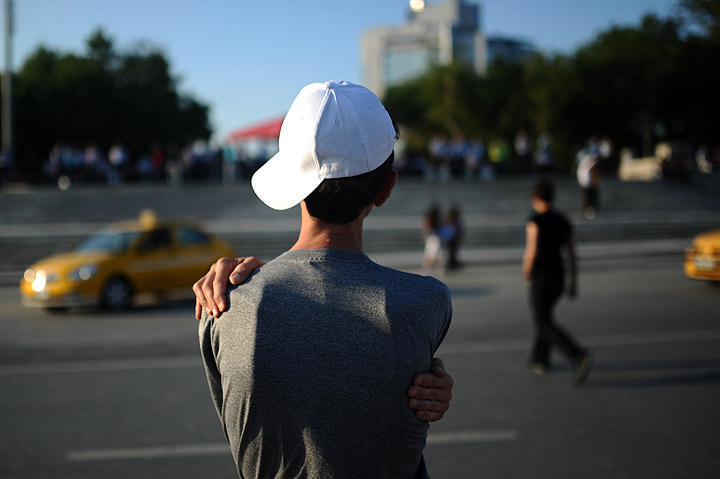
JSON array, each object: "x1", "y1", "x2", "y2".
[
  {"x1": 382, "y1": 45, "x2": 439, "y2": 87},
  {"x1": 362, "y1": 0, "x2": 486, "y2": 96}
]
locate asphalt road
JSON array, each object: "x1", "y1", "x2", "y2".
[
  {"x1": 1, "y1": 255, "x2": 718, "y2": 479},
  {"x1": 1, "y1": 173, "x2": 719, "y2": 478}
]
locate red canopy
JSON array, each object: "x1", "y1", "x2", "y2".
[{"x1": 226, "y1": 116, "x2": 285, "y2": 142}]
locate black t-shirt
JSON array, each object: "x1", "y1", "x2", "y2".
[{"x1": 528, "y1": 209, "x2": 572, "y2": 277}]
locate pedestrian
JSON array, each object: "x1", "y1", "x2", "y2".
[
  {"x1": 513, "y1": 130, "x2": 530, "y2": 173},
  {"x1": 463, "y1": 137, "x2": 485, "y2": 180},
  {"x1": 576, "y1": 151, "x2": 599, "y2": 219},
  {"x1": 522, "y1": 180, "x2": 593, "y2": 385},
  {"x1": 422, "y1": 203, "x2": 444, "y2": 272},
  {"x1": 107, "y1": 142, "x2": 128, "y2": 185},
  {"x1": 197, "y1": 80, "x2": 453, "y2": 478},
  {"x1": 426, "y1": 133, "x2": 447, "y2": 182},
  {"x1": 443, "y1": 204, "x2": 463, "y2": 271},
  {"x1": 534, "y1": 132, "x2": 553, "y2": 173}
]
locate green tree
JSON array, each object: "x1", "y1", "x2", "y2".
[
  {"x1": 376, "y1": 0, "x2": 720, "y2": 170},
  {"x1": 86, "y1": 28, "x2": 115, "y2": 67},
  {"x1": 675, "y1": 0, "x2": 720, "y2": 142},
  {"x1": 523, "y1": 53, "x2": 582, "y2": 168},
  {"x1": 383, "y1": 62, "x2": 485, "y2": 153},
  {"x1": 570, "y1": 15, "x2": 685, "y2": 156},
  {"x1": 5, "y1": 29, "x2": 210, "y2": 177},
  {"x1": 679, "y1": 0, "x2": 720, "y2": 40},
  {"x1": 477, "y1": 58, "x2": 532, "y2": 139}
]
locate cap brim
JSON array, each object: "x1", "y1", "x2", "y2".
[{"x1": 251, "y1": 151, "x2": 324, "y2": 211}]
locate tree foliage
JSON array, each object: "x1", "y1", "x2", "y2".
[
  {"x1": 383, "y1": 0, "x2": 720, "y2": 170},
  {"x1": 679, "y1": 0, "x2": 720, "y2": 40},
  {"x1": 3, "y1": 29, "x2": 210, "y2": 174}
]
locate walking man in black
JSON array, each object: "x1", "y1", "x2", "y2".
[{"x1": 522, "y1": 180, "x2": 593, "y2": 385}]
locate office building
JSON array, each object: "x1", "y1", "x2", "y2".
[{"x1": 362, "y1": 0, "x2": 486, "y2": 98}]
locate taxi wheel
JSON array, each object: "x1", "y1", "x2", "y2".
[{"x1": 102, "y1": 276, "x2": 133, "y2": 311}]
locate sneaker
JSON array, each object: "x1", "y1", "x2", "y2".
[
  {"x1": 574, "y1": 352, "x2": 594, "y2": 386},
  {"x1": 528, "y1": 362, "x2": 548, "y2": 375}
]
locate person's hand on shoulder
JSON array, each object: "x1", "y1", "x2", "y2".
[
  {"x1": 408, "y1": 357, "x2": 454, "y2": 422},
  {"x1": 193, "y1": 256, "x2": 265, "y2": 320}
]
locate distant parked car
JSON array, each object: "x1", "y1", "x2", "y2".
[
  {"x1": 20, "y1": 210, "x2": 235, "y2": 311},
  {"x1": 684, "y1": 228, "x2": 720, "y2": 283}
]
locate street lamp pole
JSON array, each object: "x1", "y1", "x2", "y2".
[{"x1": 2, "y1": 0, "x2": 13, "y2": 172}]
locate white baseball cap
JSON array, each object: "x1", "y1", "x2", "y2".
[{"x1": 251, "y1": 80, "x2": 397, "y2": 210}]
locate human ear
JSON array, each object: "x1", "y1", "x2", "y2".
[{"x1": 373, "y1": 170, "x2": 398, "y2": 208}]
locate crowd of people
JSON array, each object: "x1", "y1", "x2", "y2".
[
  {"x1": 17, "y1": 126, "x2": 719, "y2": 194},
  {"x1": 421, "y1": 130, "x2": 559, "y2": 182},
  {"x1": 40, "y1": 141, "x2": 274, "y2": 188}
]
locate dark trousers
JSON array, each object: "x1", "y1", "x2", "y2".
[
  {"x1": 530, "y1": 273, "x2": 584, "y2": 365},
  {"x1": 581, "y1": 186, "x2": 598, "y2": 210},
  {"x1": 446, "y1": 238, "x2": 461, "y2": 269}
]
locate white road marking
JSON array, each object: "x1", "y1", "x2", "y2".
[
  {"x1": 427, "y1": 429, "x2": 519, "y2": 444},
  {"x1": 0, "y1": 355, "x2": 200, "y2": 376},
  {"x1": 66, "y1": 429, "x2": 519, "y2": 462},
  {"x1": 67, "y1": 443, "x2": 230, "y2": 462},
  {"x1": 2, "y1": 329, "x2": 719, "y2": 377}
]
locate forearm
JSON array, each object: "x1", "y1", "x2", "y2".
[
  {"x1": 198, "y1": 316, "x2": 224, "y2": 420},
  {"x1": 523, "y1": 221, "x2": 538, "y2": 281},
  {"x1": 522, "y1": 254, "x2": 534, "y2": 281}
]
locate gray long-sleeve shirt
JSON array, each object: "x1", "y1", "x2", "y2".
[{"x1": 199, "y1": 249, "x2": 452, "y2": 479}]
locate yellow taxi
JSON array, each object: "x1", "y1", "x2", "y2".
[
  {"x1": 20, "y1": 210, "x2": 235, "y2": 311},
  {"x1": 684, "y1": 228, "x2": 720, "y2": 282}
]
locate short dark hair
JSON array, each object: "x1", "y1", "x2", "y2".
[
  {"x1": 304, "y1": 154, "x2": 395, "y2": 224},
  {"x1": 533, "y1": 180, "x2": 554, "y2": 203}
]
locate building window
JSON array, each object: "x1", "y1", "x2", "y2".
[{"x1": 382, "y1": 45, "x2": 439, "y2": 87}]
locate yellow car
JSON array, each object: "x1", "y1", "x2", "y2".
[
  {"x1": 684, "y1": 228, "x2": 720, "y2": 282},
  {"x1": 20, "y1": 210, "x2": 236, "y2": 311}
]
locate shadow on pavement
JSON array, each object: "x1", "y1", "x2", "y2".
[{"x1": 582, "y1": 358, "x2": 720, "y2": 389}]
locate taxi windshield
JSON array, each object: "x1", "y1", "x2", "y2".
[{"x1": 75, "y1": 230, "x2": 141, "y2": 253}]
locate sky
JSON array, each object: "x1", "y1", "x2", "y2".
[{"x1": 8, "y1": 0, "x2": 678, "y2": 142}]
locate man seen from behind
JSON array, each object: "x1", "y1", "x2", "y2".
[{"x1": 198, "y1": 80, "x2": 452, "y2": 478}]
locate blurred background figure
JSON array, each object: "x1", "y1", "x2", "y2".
[
  {"x1": 488, "y1": 137, "x2": 509, "y2": 178},
  {"x1": 426, "y1": 134, "x2": 445, "y2": 182},
  {"x1": 107, "y1": 142, "x2": 128, "y2": 185},
  {"x1": 443, "y1": 204, "x2": 464, "y2": 271},
  {"x1": 150, "y1": 144, "x2": 165, "y2": 183},
  {"x1": 463, "y1": 137, "x2": 485, "y2": 181},
  {"x1": 165, "y1": 143, "x2": 183, "y2": 187},
  {"x1": 513, "y1": 130, "x2": 531, "y2": 173},
  {"x1": 534, "y1": 132, "x2": 553, "y2": 173},
  {"x1": 576, "y1": 150, "x2": 600, "y2": 220},
  {"x1": 221, "y1": 145, "x2": 238, "y2": 186},
  {"x1": 422, "y1": 203, "x2": 444, "y2": 273},
  {"x1": 82, "y1": 143, "x2": 103, "y2": 183},
  {"x1": 599, "y1": 136, "x2": 613, "y2": 164},
  {"x1": 695, "y1": 145, "x2": 712, "y2": 174}
]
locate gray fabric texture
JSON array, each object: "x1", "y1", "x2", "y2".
[{"x1": 199, "y1": 248, "x2": 452, "y2": 479}]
